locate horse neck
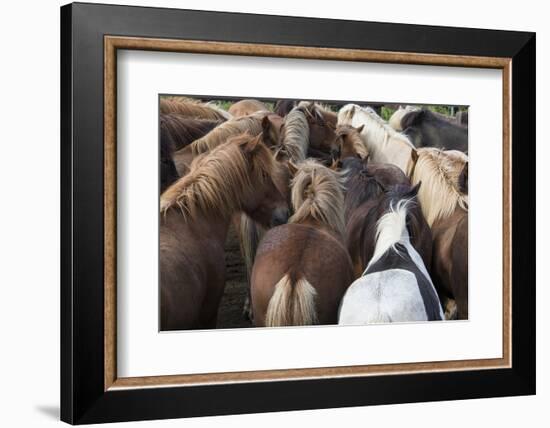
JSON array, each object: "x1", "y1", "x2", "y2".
[{"x1": 163, "y1": 206, "x2": 231, "y2": 244}]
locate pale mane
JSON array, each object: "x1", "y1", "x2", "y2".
[
  {"x1": 411, "y1": 148, "x2": 469, "y2": 226},
  {"x1": 275, "y1": 108, "x2": 310, "y2": 162},
  {"x1": 289, "y1": 160, "x2": 346, "y2": 238},
  {"x1": 190, "y1": 116, "x2": 263, "y2": 155},
  {"x1": 160, "y1": 135, "x2": 275, "y2": 221},
  {"x1": 337, "y1": 104, "x2": 415, "y2": 174}
]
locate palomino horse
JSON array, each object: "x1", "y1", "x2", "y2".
[
  {"x1": 172, "y1": 113, "x2": 282, "y2": 176},
  {"x1": 274, "y1": 105, "x2": 337, "y2": 163},
  {"x1": 343, "y1": 157, "x2": 432, "y2": 278},
  {"x1": 229, "y1": 99, "x2": 270, "y2": 117},
  {"x1": 159, "y1": 134, "x2": 290, "y2": 330},
  {"x1": 160, "y1": 97, "x2": 232, "y2": 121},
  {"x1": 339, "y1": 186, "x2": 444, "y2": 324},
  {"x1": 251, "y1": 160, "x2": 354, "y2": 326},
  {"x1": 338, "y1": 104, "x2": 417, "y2": 176},
  {"x1": 410, "y1": 147, "x2": 468, "y2": 319},
  {"x1": 160, "y1": 114, "x2": 222, "y2": 150}
]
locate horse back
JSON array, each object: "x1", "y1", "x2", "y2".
[{"x1": 252, "y1": 224, "x2": 354, "y2": 325}]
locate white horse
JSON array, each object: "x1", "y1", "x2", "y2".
[
  {"x1": 338, "y1": 196, "x2": 444, "y2": 324},
  {"x1": 337, "y1": 104, "x2": 417, "y2": 176}
]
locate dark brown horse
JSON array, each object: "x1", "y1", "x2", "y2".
[
  {"x1": 274, "y1": 104, "x2": 337, "y2": 163},
  {"x1": 160, "y1": 124, "x2": 180, "y2": 193},
  {"x1": 251, "y1": 160, "x2": 354, "y2": 326},
  {"x1": 410, "y1": 148, "x2": 469, "y2": 319},
  {"x1": 343, "y1": 158, "x2": 432, "y2": 278},
  {"x1": 400, "y1": 108, "x2": 468, "y2": 152},
  {"x1": 159, "y1": 134, "x2": 290, "y2": 330},
  {"x1": 160, "y1": 114, "x2": 222, "y2": 150}
]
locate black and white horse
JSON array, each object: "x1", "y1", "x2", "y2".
[{"x1": 339, "y1": 195, "x2": 444, "y2": 324}]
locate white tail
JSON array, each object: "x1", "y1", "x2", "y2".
[{"x1": 265, "y1": 274, "x2": 318, "y2": 327}]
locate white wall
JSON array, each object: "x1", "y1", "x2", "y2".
[{"x1": 0, "y1": 1, "x2": 545, "y2": 427}]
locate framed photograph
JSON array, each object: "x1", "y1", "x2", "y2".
[{"x1": 61, "y1": 2, "x2": 535, "y2": 424}]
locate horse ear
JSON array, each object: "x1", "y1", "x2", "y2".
[
  {"x1": 287, "y1": 160, "x2": 299, "y2": 177},
  {"x1": 355, "y1": 124, "x2": 364, "y2": 134},
  {"x1": 411, "y1": 148, "x2": 419, "y2": 163},
  {"x1": 408, "y1": 181, "x2": 422, "y2": 197}
]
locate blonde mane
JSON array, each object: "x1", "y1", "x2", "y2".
[
  {"x1": 275, "y1": 108, "x2": 310, "y2": 162},
  {"x1": 411, "y1": 148, "x2": 468, "y2": 226},
  {"x1": 337, "y1": 104, "x2": 416, "y2": 175},
  {"x1": 289, "y1": 160, "x2": 346, "y2": 238},
  {"x1": 189, "y1": 116, "x2": 264, "y2": 155},
  {"x1": 388, "y1": 105, "x2": 419, "y2": 131},
  {"x1": 160, "y1": 134, "x2": 280, "y2": 221},
  {"x1": 160, "y1": 98, "x2": 233, "y2": 121}
]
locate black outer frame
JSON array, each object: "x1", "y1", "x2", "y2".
[{"x1": 60, "y1": 2, "x2": 535, "y2": 424}]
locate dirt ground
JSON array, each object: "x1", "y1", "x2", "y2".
[{"x1": 216, "y1": 224, "x2": 253, "y2": 329}]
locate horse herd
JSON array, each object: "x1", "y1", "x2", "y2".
[{"x1": 159, "y1": 97, "x2": 469, "y2": 331}]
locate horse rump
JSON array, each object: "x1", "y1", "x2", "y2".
[{"x1": 265, "y1": 274, "x2": 318, "y2": 327}]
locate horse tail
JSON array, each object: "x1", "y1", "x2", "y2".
[
  {"x1": 265, "y1": 274, "x2": 318, "y2": 327},
  {"x1": 239, "y1": 214, "x2": 265, "y2": 282}
]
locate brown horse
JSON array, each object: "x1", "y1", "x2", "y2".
[
  {"x1": 172, "y1": 113, "x2": 282, "y2": 176},
  {"x1": 251, "y1": 160, "x2": 354, "y2": 327},
  {"x1": 160, "y1": 114, "x2": 222, "y2": 150},
  {"x1": 160, "y1": 124, "x2": 180, "y2": 193},
  {"x1": 160, "y1": 97, "x2": 232, "y2": 121},
  {"x1": 343, "y1": 157, "x2": 432, "y2": 278},
  {"x1": 333, "y1": 124, "x2": 368, "y2": 160},
  {"x1": 229, "y1": 99, "x2": 270, "y2": 117},
  {"x1": 274, "y1": 105, "x2": 337, "y2": 162},
  {"x1": 410, "y1": 148, "x2": 468, "y2": 319},
  {"x1": 159, "y1": 134, "x2": 290, "y2": 330}
]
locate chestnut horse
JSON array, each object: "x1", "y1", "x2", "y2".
[
  {"x1": 251, "y1": 160, "x2": 354, "y2": 327},
  {"x1": 172, "y1": 113, "x2": 282, "y2": 176},
  {"x1": 410, "y1": 148, "x2": 468, "y2": 319},
  {"x1": 159, "y1": 134, "x2": 290, "y2": 330},
  {"x1": 229, "y1": 99, "x2": 270, "y2": 117},
  {"x1": 333, "y1": 124, "x2": 368, "y2": 160},
  {"x1": 343, "y1": 158, "x2": 432, "y2": 278},
  {"x1": 274, "y1": 104, "x2": 337, "y2": 163},
  {"x1": 160, "y1": 114, "x2": 222, "y2": 150},
  {"x1": 160, "y1": 97, "x2": 232, "y2": 121},
  {"x1": 339, "y1": 187, "x2": 444, "y2": 324}
]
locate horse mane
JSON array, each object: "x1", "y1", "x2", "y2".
[
  {"x1": 160, "y1": 114, "x2": 222, "y2": 150},
  {"x1": 289, "y1": 160, "x2": 346, "y2": 238},
  {"x1": 411, "y1": 148, "x2": 469, "y2": 226},
  {"x1": 275, "y1": 107, "x2": 310, "y2": 162},
  {"x1": 343, "y1": 160, "x2": 386, "y2": 221},
  {"x1": 189, "y1": 116, "x2": 264, "y2": 156},
  {"x1": 336, "y1": 125, "x2": 369, "y2": 159},
  {"x1": 298, "y1": 101, "x2": 338, "y2": 125},
  {"x1": 160, "y1": 98, "x2": 232, "y2": 121},
  {"x1": 338, "y1": 104, "x2": 415, "y2": 164},
  {"x1": 160, "y1": 134, "x2": 280, "y2": 220},
  {"x1": 369, "y1": 197, "x2": 414, "y2": 267}
]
